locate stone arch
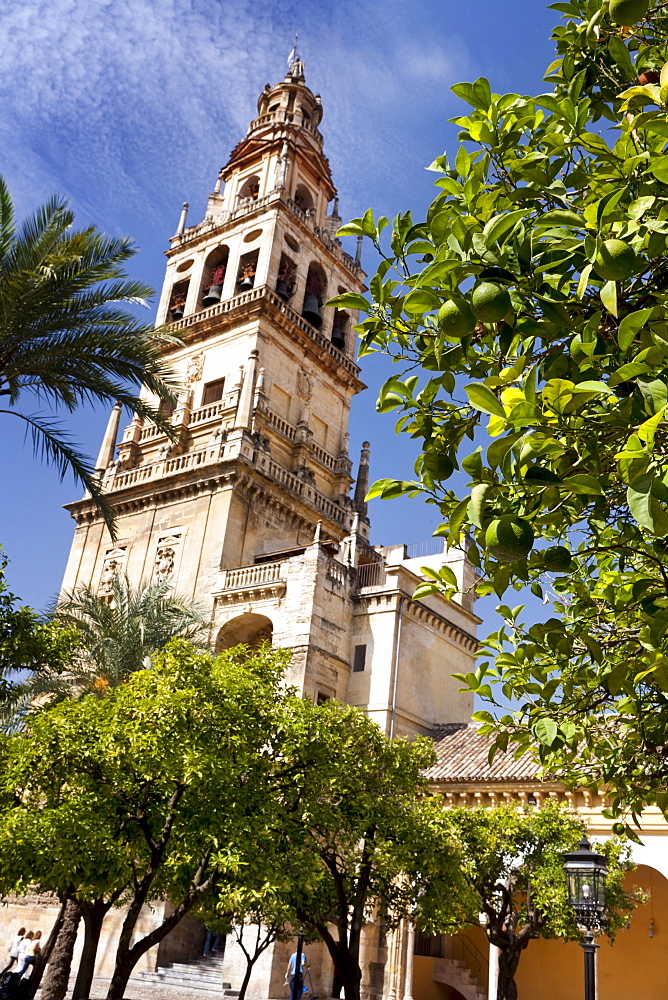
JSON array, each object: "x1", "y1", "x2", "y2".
[
  {"x1": 216, "y1": 613, "x2": 273, "y2": 652},
  {"x1": 302, "y1": 261, "x2": 327, "y2": 329},
  {"x1": 200, "y1": 244, "x2": 230, "y2": 308},
  {"x1": 238, "y1": 174, "x2": 260, "y2": 202},
  {"x1": 294, "y1": 182, "x2": 314, "y2": 212}
]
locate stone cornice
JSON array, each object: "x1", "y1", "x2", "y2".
[
  {"x1": 167, "y1": 284, "x2": 365, "y2": 394},
  {"x1": 354, "y1": 589, "x2": 478, "y2": 653}
]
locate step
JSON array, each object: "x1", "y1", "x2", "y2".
[
  {"x1": 135, "y1": 972, "x2": 230, "y2": 989},
  {"x1": 130, "y1": 974, "x2": 239, "y2": 996},
  {"x1": 142, "y1": 967, "x2": 230, "y2": 983},
  {"x1": 128, "y1": 979, "x2": 229, "y2": 998}
]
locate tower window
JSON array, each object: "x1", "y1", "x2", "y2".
[
  {"x1": 238, "y1": 175, "x2": 260, "y2": 201},
  {"x1": 353, "y1": 644, "x2": 367, "y2": 673},
  {"x1": 202, "y1": 379, "x2": 225, "y2": 405},
  {"x1": 158, "y1": 399, "x2": 175, "y2": 418},
  {"x1": 316, "y1": 691, "x2": 331, "y2": 705},
  {"x1": 167, "y1": 280, "x2": 189, "y2": 322}
]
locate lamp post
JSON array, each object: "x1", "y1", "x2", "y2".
[
  {"x1": 290, "y1": 928, "x2": 305, "y2": 1000},
  {"x1": 563, "y1": 837, "x2": 609, "y2": 1000}
]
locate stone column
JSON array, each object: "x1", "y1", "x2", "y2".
[{"x1": 95, "y1": 401, "x2": 122, "y2": 473}]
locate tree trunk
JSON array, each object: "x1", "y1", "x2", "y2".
[
  {"x1": 72, "y1": 900, "x2": 106, "y2": 1000},
  {"x1": 497, "y1": 946, "x2": 522, "y2": 1000},
  {"x1": 238, "y1": 961, "x2": 255, "y2": 1000},
  {"x1": 40, "y1": 900, "x2": 82, "y2": 1000},
  {"x1": 27, "y1": 898, "x2": 68, "y2": 999}
]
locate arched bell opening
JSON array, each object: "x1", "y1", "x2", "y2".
[
  {"x1": 276, "y1": 253, "x2": 297, "y2": 302},
  {"x1": 294, "y1": 183, "x2": 314, "y2": 214},
  {"x1": 238, "y1": 174, "x2": 260, "y2": 203},
  {"x1": 236, "y1": 249, "x2": 259, "y2": 292},
  {"x1": 215, "y1": 613, "x2": 273, "y2": 652},
  {"x1": 167, "y1": 279, "x2": 189, "y2": 322},
  {"x1": 200, "y1": 245, "x2": 229, "y2": 308},
  {"x1": 302, "y1": 263, "x2": 327, "y2": 329},
  {"x1": 332, "y1": 308, "x2": 349, "y2": 351}
]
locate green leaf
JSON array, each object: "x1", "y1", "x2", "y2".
[
  {"x1": 649, "y1": 156, "x2": 668, "y2": 184},
  {"x1": 600, "y1": 280, "x2": 618, "y2": 317},
  {"x1": 326, "y1": 293, "x2": 370, "y2": 311},
  {"x1": 532, "y1": 718, "x2": 558, "y2": 747},
  {"x1": 562, "y1": 474, "x2": 604, "y2": 495},
  {"x1": 536, "y1": 209, "x2": 587, "y2": 228},
  {"x1": 465, "y1": 383, "x2": 506, "y2": 418},
  {"x1": 482, "y1": 209, "x2": 530, "y2": 246},
  {"x1": 618, "y1": 308, "x2": 654, "y2": 352},
  {"x1": 451, "y1": 77, "x2": 492, "y2": 111},
  {"x1": 469, "y1": 483, "x2": 492, "y2": 529},
  {"x1": 403, "y1": 289, "x2": 441, "y2": 315}
]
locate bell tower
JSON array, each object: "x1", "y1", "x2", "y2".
[{"x1": 61, "y1": 58, "x2": 478, "y2": 729}]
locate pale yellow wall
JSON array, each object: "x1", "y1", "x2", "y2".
[{"x1": 515, "y1": 865, "x2": 668, "y2": 1000}]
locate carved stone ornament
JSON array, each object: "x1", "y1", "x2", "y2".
[
  {"x1": 98, "y1": 547, "x2": 127, "y2": 595},
  {"x1": 296, "y1": 369, "x2": 313, "y2": 401},
  {"x1": 154, "y1": 534, "x2": 181, "y2": 582},
  {"x1": 186, "y1": 353, "x2": 204, "y2": 384}
]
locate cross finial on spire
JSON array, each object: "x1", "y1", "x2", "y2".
[{"x1": 287, "y1": 34, "x2": 300, "y2": 68}]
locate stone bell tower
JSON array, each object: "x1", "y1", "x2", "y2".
[
  {"x1": 61, "y1": 56, "x2": 478, "y2": 728},
  {"x1": 57, "y1": 56, "x2": 481, "y2": 1000}
]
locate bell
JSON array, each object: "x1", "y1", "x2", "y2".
[
  {"x1": 276, "y1": 279, "x2": 290, "y2": 301},
  {"x1": 170, "y1": 302, "x2": 184, "y2": 319},
  {"x1": 332, "y1": 330, "x2": 346, "y2": 350},
  {"x1": 239, "y1": 275, "x2": 254, "y2": 290},
  {"x1": 202, "y1": 284, "x2": 222, "y2": 307},
  {"x1": 302, "y1": 293, "x2": 322, "y2": 328}
]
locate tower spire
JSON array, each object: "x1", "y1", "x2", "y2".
[
  {"x1": 95, "y1": 401, "x2": 123, "y2": 474},
  {"x1": 353, "y1": 441, "x2": 370, "y2": 517}
]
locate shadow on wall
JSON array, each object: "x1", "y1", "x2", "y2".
[{"x1": 216, "y1": 613, "x2": 273, "y2": 652}]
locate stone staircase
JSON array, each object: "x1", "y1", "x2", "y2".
[
  {"x1": 433, "y1": 956, "x2": 487, "y2": 1000},
  {"x1": 131, "y1": 951, "x2": 239, "y2": 996}
]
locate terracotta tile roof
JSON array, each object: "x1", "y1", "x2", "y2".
[{"x1": 426, "y1": 723, "x2": 542, "y2": 783}]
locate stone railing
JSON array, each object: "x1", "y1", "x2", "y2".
[
  {"x1": 254, "y1": 452, "x2": 350, "y2": 526},
  {"x1": 248, "y1": 109, "x2": 324, "y2": 144},
  {"x1": 169, "y1": 286, "x2": 360, "y2": 378},
  {"x1": 189, "y1": 401, "x2": 227, "y2": 426},
  {"x1": 220, "y1": 560, "x2": 284, "y2": 591},
  {"x1": 265, "y1": 409, "x2": 296, "y2": 441},
  {"x1": 171, "y1": 191, "x2": 363, "y2": 279},
  {"x1": 310, "y1": 441, "x2": 337, "y2": 471}
]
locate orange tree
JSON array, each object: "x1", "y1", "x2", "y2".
[{"x1": 330, "y1": 0, "x2": 668, "y2": 827}]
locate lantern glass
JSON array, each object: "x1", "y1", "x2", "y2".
[{"x1": 563, "y1": 837, "x2": 608, "y2": 930}]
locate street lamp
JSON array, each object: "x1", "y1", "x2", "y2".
[
  {"x1": 290, "y1": 928, "x2": 305, "y2": 1000},
  {"x1": 563, "y1": 836, "x2": 609, "y2": 1000}
]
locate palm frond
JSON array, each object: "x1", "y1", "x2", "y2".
[{"x1": 0, "y1": 409, "x2": 117, "y2": 537}]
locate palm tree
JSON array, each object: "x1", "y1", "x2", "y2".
[
  {"x1": 0, "y1": 176, "x2": 182, "y2": 534},
  {"x1": 25, "y1": 574, "x2": 210, "y2": 705}
]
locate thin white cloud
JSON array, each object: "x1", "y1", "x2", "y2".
[{"x1": 0, "y1": 0, "x2": 472, "y2": 230}]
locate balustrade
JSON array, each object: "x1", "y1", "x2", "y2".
[{"x1": 220, "y1": 560, "x2": 284, "y2": 591}]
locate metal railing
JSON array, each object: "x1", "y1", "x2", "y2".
[
  {"x1": 355, "y1": 562, "x2": 387, "y2": 589},
  {"x1": 405, "y1": 538, "x2": 447, "y2": 560},
  {"x1": 442, "y1": 934, "x2": 489, "y2": 994}
]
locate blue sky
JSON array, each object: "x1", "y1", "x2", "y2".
[{"x1": 1, "y1": 0, "x2": 557, "y2": 616}]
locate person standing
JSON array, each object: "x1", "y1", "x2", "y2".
[
  {"x1": 16, "y1": 931, "x2": 41, "y2": 979},
  {"x1": 285, "y1": 949, "x2": 309, "y2": 996},
  {"x1": 1, "y1": 927, "x2": 25, "y2": 975}
]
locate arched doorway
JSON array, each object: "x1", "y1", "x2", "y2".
[{"x1": 215, "y1": 613, "x2": 273, "y2": 652}]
